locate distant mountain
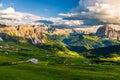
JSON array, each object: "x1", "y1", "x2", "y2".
[
  {"x1": 1, "y1": 23, "x2": 120, "y2": 63},
  {"x1": 1, "y1": 24, "x2": 120, "y2": 53},
  {"x1": 0, "y1": 24, "x2": 99, "y2": 44},
  {"x1": 96, "y1": 24, "x2": 120, "y2": 40},
  {"x1": 0, "y1": 24, "x2": 81, "y2": 60},
  {"x1": 62, "y1": 34, "x2": 120, "y2": 53},
  {"x1": 0, "y1": 25, "x2": 48, "y2": 44}
]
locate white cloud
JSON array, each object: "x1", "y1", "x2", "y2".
[
  {"x1": 59, "y1": 13, "x2": 77, "y2": 17},
  {"x1": 0, "y1": 6, "x2": 83, "y2": 27},
  {"x1": 1, "y1": 0, "x2": 120, "y2": 27},
  {"x1": 0, "y1": 7, "x2": 83, "y2": 27},
  {"x1": 0, "y1": 5, "x2": 92, "y2": 27},
  {"x1": 60, "y1": 0, "x2": 120, "y2": 25},
  {"x1": 53, "y1": 20, "x2": 83, "y2": 27},
  {"x1": 0, "y1": 7, "x2": 41, "y2": 25},
  {"x1": 36, "y1": 17, "x2": 83, "y2": 27},
  {"x1": 0, "y1": 3, "x2": 3, "y2": 8}
]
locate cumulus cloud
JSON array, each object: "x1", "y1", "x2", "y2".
[
  {"x1": 0, "y1": 3, "x2": 3, "y2": 7},
  {"x1": 0, "y1": 7, "x2": 83, "y2": 27},
  {"x1": 60, "y1": 0, "x2": 120, "y2": 26},
  {"x1": 0, "y1": 7, "x2": 40, "y2": 25},
  {"x1": 36, "y1": 17, "x2": 83, "y2": 27},
  {"x1": 53, "y1": 20, "x2": 83, "y2": 27},
  {"x1": 0, "y1": 6, "x2": 85, "y2": 27},
  {"x1": 1, "y1": 0, "x2": 120, "y2": 27}
]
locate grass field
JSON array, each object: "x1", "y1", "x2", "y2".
[
  {"x1": 0, "y1": 64, "x2": 120, "y2": 80},
  {"x1": 0, "y1": 41, "x2": 120, "y2": 80}
]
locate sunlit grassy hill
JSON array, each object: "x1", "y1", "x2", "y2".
[{"x1": 63, "y1": 34, "x2": 120, "y2": 53}]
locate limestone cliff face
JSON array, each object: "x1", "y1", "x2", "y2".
[
  {"x1": 96, "y1": 25, "x2": 120, "y2": 40},
  {"x1": 0, "y1": 25, "x2": 48, "y2": 44},
  {"x1": 0, "y1": 24, "x2": 73, "y2": 44},
  {"x1": 2, "y1": 24, "x2": 118, "y2": 44},
  {"x1": 0, "y1": 24, "x2": 76, "y2": 44}
]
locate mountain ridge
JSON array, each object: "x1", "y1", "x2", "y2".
[{"x1": 96, "y1": 24, "x2": 120, "y2": 40}]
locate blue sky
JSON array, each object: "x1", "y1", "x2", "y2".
[
  {"x1": 0, "y1": 0, "x2": 119, "y2": 27},
  {"x1": 0, "y1": 0, "x2": 79, "y2": 17}
]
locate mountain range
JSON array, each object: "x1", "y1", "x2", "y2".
[
  {"x1": 0, "y1": 24, "x2": 120, "y2": 45},
  {"x1": 0, "y1": 23, "x2": 120, "y2": 55}
]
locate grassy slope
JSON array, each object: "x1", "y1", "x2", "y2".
[
  {"x1": 0, "y1": 64, "x2": 120, "y2": 80},
  {"x1": 63, "y1": 34, "x2": 120, "y2": 50},
  {"x1": 0, "y1": 41, "x2": 120, "y2": 80},
  {"x1": 0, "y1": 41, "x2": 83, "y2": 64}
]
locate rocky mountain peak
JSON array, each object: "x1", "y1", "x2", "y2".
[
  {"x1": 0, "y1": 25, "x2": 48, "y2": 44},
  {"x1": 96, "y1": 24, "x2": 120, "y2": 40}
]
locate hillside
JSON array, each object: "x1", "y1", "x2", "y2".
[
  {"x1": 0, "y1": 41, "x2": 120, "y2": 80},
  {"x1": 63, "y1": 33, "x2": 120, "y2": 53},
  {"x1": 0, "y1": 41, "x2": 83, "y2": 65},
  {"x1": 1, "y1": 24, "x2": 120, "y2": 58},
  {"x1": 89, "y1": 45, "x2": 120, "y2": 56}
]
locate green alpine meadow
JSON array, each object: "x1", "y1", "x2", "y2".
[{"x1": 0, "y1": 0, "x2": 120, "y2": 80}]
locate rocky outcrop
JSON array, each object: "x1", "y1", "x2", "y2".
[
  {"x1": 0, "y1": 24, "x2": 79, "y2": 44},
  {"x1": 96, "y1": 25, "x2": 120, "y2": 40},
  {"x1": 1, "y1": 24, "x2": 116, "y2": 44},
  {"x1": 0, "y1": 25, "x2": 48, "y2": 44}
]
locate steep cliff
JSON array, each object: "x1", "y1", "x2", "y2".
[
  {"x1": 96, "y1": 25, "x2": 120, "y2": 40},
  {"x1": 0, "y1": 25, "x2": 48, "y2": 44}
]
